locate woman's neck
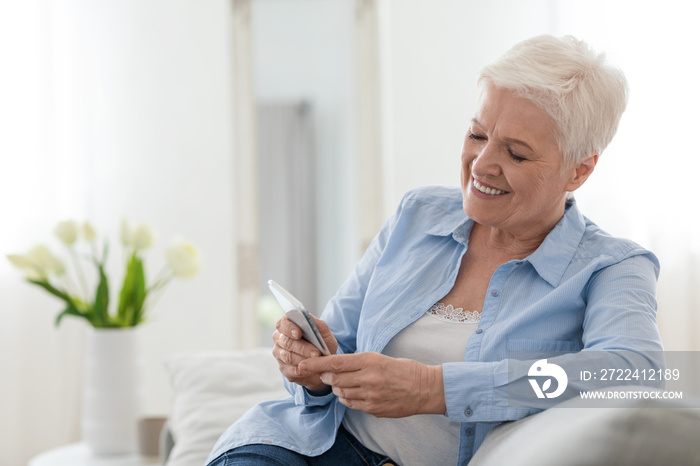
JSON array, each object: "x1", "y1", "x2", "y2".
[{"x1": 469, "y1": 219, "x2": 555, "y2": 260}]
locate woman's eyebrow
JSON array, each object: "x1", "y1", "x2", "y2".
[
  {"x1": 503, "y1": 136, "x2": 534, "y2": 152},
  {"x1": 471, "y1": 118, "x2": 535, "y2": 152}
]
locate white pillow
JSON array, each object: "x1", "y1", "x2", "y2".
[{"x1": 164, "y1": 348, "x2": 289, "y2": 466}]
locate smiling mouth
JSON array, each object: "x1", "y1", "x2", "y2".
[{"x1": 473, "y1": 179, "x2": 508, "y2": 195}]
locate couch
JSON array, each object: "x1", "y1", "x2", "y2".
[{"x1": 161, "y1": 348, "x2": 700, "y2": 466}]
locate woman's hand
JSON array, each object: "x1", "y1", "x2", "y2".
[
  {"x1": 298, "y1": 352, "x2": 446, "y2": 418},
  {"x1": 272, "y1": 315, "x2": 338, "y2": 391}
]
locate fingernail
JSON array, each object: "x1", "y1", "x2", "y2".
[
  {"x1": 291, "y1": 329, "x2": 299, "y2": 338},
  {"x1": 310, "y1": 351, "x2": 320, "y2": 358}
]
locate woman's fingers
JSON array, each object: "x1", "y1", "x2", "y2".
[
  {"x1": 309, "y1": 315, "x2": 339, "y2": 354},
  {"x1": 272, "y1": 337, "x2": 305, "y2": 365},
  {"x1": 301, "y1": 352, "x2": 445, "y2": 418},
  {"x1": 275, "y1": 315, "x2": 302, "y2": 340},
  {"x1": 271, "y1": 315, "x2": 333, "y2": 390},
  {"x1": 273, "y1": 317, "x2": 321, "y2": 358}
]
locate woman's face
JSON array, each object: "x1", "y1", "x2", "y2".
[{"x1": 461, "y1": 84, "x2": 589, "y2": 238}]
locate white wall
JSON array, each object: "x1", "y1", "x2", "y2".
[{"x1": 0, "y1": 2, "x2": 238, "y2": 462}]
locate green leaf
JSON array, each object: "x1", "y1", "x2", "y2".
[
  {"x1": 27, "y1": 279, "x2": 74, "y2": 303},
  {"x1": 118, "y1": 252, "x2": 147, "y2": 327},
  {"x1": 27, "y1": 279, "x2": 90, "y2": 325},
  {"x1": 92, "y1": 263, "x2": 110, "y2": 327},
  {"x1": 101, "y1": 240, "x2": 109, "y2": 265},
  {"x1": 55, "y1": 303, "x2": 85, "y2": 327}
]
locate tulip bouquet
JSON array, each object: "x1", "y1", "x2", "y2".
[{"x1": 6, "y1": 220, "x2": 200, "y2": 328}]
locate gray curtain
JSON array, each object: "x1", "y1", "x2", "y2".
[{"x1": 257, "y1": 101, "x2": 319, "y2": 313}]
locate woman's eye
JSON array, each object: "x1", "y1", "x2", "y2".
[
  {"x1": 509, "y1": 151, "x2": 526, "y2": 163},
  {"x1": 468, "y1": 132, "x2": 486, "y2": 141}
]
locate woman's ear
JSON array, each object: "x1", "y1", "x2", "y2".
[{"x1": 566, "y1": 154, "x2": 598, "y2": 191}]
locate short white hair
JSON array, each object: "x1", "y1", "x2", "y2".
[{"x1": 478, "y1": 35, "x2": 628, "y2": 168}]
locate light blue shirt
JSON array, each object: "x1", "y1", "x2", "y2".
[{"x1": 207, "y1": 185, "x2": 662, "y2": 465}]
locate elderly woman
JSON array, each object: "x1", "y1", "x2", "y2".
[{"x1": 207, "y1": 35, "x2": 662, "y2": 466}]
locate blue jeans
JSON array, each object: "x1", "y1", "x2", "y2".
[{"x1": 207, "y1": 425, "x2": 395, "y2": 466}]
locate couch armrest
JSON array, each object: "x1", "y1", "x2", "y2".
[{"x1": 470, "y1": 387, "x2": 700, "y2": 465}]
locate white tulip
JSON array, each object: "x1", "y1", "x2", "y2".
[
  {"x1": 7, "y1": 254, "x2": 32, "y2": 270},
  {"x1": 55, "y1": 220, "x2": 79, "y2": 245},
  {"x1": 121, "y1": 219, "x2": 132, "y2": 246},
  {"x1": 24, "y1": 245, "x2": 66, "y2": 277},
  {"x1": 131, "y1": 223, "x2": 156, "y2": 250},
  {"x1": 166, "y1": 237, "x2": 200, "y2": 278},
  {"x1": 82, "y1": 222, "x2": 97, "y2": 242},
  {"x1": 7, "y1": 252, "x2": 47, "y2": 280}
]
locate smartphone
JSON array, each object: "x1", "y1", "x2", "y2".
[{"x1": 267, "y1": 280, "x2": 331, "y2": 356}]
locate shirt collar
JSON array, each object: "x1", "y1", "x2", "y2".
[
  {"x1": 424, "y1": 198, "x2": 586, "y2": 287},
  {"x1": 525, "y1": 199, "x2": 586, "y2": 287},
  {"x1": 424, "y1": 214, "x2": 473, "y2": 243}
]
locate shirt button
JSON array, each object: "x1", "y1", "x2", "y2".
[
  {"x1": 465, "y1": 406, "x2": 473, "y2": 416},
  {"x1": 466, "y1": 429, "x2": 473, "y2": 436},
  {"x1": 516, "y1": 261, "x2": 523, "y2": 266},
  {"x1": 491, "y1": 290, "x2": 499, "y2": 297},
  {"x1": 476, "y1": 329, "x2": 483, "y2": 334}
]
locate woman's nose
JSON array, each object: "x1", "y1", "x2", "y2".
[{"x1": 471, "y1": 144, "x2": 501, "y2": 178}]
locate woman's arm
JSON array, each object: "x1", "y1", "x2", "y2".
[{"x1": 443, "y1": 252, "x2": 663, "y2": 424}]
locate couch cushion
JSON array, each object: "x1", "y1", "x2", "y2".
[
  {"x1": 470, "y1": 390, "x2": 700, "y2": 466},
  {"x1": 164, "y1": 348, "x2": 289, "y2": 466}
]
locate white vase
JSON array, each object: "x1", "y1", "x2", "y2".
[{"x1": 82, "y1": 327, "x2": 143, "y2": 456}]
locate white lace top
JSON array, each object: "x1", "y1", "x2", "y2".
[
  {"x1": 342, "y1": 303, "x2": 481, "y2": 466},
  {"x1": 428, "y1": 302, "x2": 482, "y2": 324}
]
